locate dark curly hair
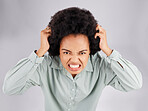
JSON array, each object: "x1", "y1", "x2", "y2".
[{"x1": 47, "y1": 7, "x2": 101, "y2": 57}]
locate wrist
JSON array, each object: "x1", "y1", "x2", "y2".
[
  {"x1": 36, "y1": 48, "x2": 47, "y2": 57},
  {"x1": 103, "y1": 47, "x2": 113, "y2": 56}
]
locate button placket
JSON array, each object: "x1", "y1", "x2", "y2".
[
  {"x1": 72, "y1": 79, "x2": 75, "y2": 83},
  {"x1": 70, "y1": 97, "x2": 74, "y2": 100},
  {"x1": 71, "y1": 88, "x2": 75, "y2": 92},
  {"x1": 71, "y1": 81, "x2": 76, "y2": 93},
  {"x1": 67, "y1": 80, "x2": 77, "y2": 111},
  {"x1": 69, "y1": 102, "x2": 72, "y2": 106},
  {"x1": 67, "y1": 101, "x2": 75, "y2": 107},
  {"x1": 66, "y1": 101, "x2": 73, "y2": 111},
  {"x1": 70, "y1": 89, "x2": 75, "y2": 103}
]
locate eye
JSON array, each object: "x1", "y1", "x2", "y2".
[
  {"x1": 80, "y1": 52, "x2": 86, "y2": 55},
  {"x1": 63, "y1": 52, "x2": 70, "y2": 54}
]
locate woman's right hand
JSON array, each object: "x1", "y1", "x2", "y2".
[
  {"x1": 40, "y1": 26, "x2": 51, "y2": 51},
  {"x1": 36, "y1": 26, "x2": 51, "y2": 57}
]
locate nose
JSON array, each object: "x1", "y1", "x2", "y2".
[{"x1": 70, "y1": 55, "x2": 80, "y2": 63}]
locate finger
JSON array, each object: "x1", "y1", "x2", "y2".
[
  {"x1": 46, "y1": 26, "x2": 50, "y2": 29},
  {"x1": 96, "y1": 24, "x2": 99, "y2": 30},
  {"x1": 94, "y1": 33, "x2": 101, "y2": 39},
  {"x1": 96, "y1": 24, "x2": 102, "y2": 29},
  {"x1": 41, "y1": 29, "x2": 51, "y2": 35},
  {"x1": 96, "y1": 24, "x2": 103, "y2": 32},
  {"x1": 46, "y1": 29, "x2": 51, "y2": 32},
  {"x1": 42, "y1": 30, "x2": 51, "y2": 34},
  {"x1": 44, "y1": 26, "x2": 51, "y2": 31},
  {"x1": 44, "y1": 27, "x2": 51, "y2": 32},
  {"x1": 96, "y1": 30, "x2": 99, "y2": 33}
]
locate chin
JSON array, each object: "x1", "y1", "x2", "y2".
[
  {"x1": 67, "y1": 68, "x2": 83, "y2": 74},
  {"x1": 70, "y1": 70, "x2": 81, "y2": 74}
]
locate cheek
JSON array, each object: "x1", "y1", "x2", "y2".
[
  {"x1": 60, "y1": 55, "x2": 69, "y2": 64},
  {"x1": 81, "y1": 56, "x2": 89, "y2": 66}
]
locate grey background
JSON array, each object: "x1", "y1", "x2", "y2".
[{"x1": 0, "y1": 0, "x2": 147, "y2": 111}]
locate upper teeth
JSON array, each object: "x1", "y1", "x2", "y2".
[{"x1": 69, "y1": 64, "x2": 79, "y2": 68}]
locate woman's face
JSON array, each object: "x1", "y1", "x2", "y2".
[{"x1": 59, "y1": 34, "x2": 90, "y2": 76}]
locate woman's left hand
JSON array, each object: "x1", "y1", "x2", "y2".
[{"x1": 95, "y1": 24, "x2": 112, "y2": 56}]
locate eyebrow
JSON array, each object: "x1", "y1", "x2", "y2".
[{"x1": 62, "y1": 49, "x2": 88, "y2": 52}]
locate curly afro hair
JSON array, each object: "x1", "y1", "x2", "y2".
[{"x1": 47, "y1": 7, "x2": 101, "y2": 57}]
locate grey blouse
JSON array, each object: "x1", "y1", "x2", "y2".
[{"x1": 2, "y1": 49, "x2": 142, "y2": 111}]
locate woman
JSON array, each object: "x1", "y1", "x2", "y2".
[{"x1": 3, "y1": 7, "x2": 142, "y2": 111}]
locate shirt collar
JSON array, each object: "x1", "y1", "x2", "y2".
[{"x1": 50, "y1": 55, "x2": 93, "y2": 72}]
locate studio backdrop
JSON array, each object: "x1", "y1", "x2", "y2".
[{"x1": 0, "y1": 0, "x2": 147, "y2": 111}]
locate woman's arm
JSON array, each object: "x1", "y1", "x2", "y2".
[
  {"x1": 3, "y1": 26, "x2": 51, "y2": 95},
  {"x1": 104, "y1": 50, "x2": 143, "y2": 92},
  {"x1": 95, "y1": 24, "x2": 142, "y2": 91},
  {"x1": 2, "y1": 50, "x2": 46, "y2": 95}
]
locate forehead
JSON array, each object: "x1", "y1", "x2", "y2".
[{"x1": 60, "y1": 34, "x2": 89, "y2": 47}]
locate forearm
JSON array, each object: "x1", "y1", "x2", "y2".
[
  {"x1": 105, "y1": 50, "x2": 143, "y2": 91},
  {"x1": 2, "y1": 51, "x2": 44, "y2": 95}
]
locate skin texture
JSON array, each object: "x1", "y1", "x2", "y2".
[{"x1": 59, "y1": 34, "x2": 90, "y2": 78}]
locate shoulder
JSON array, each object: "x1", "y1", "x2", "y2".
[
  {"x1": 43, "y1": 53, "x2": 63, "y2": 70},
  {"x1": 42, "y1": 53, "x2": 52, "y2": 66},
  {"x1": 90, "y1": 51, "x2": 107, "y2": 67}
]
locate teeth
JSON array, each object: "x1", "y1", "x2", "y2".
[{"x1": 69, "y1": 64, "x2": 80, "y2": 68}]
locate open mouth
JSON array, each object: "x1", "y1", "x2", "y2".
[{"x1": 68, "y1": 64, "x2": 81, "y2": 71}]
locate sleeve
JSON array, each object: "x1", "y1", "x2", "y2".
[
  {"x1": 104, "y1": 50, "x2": 143, "y2": 92},
  {"x1": 2, "y1": 50, "x2": 46, "y2": 95}
]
